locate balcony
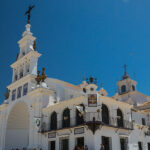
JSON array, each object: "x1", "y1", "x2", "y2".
[{"x1": 40, "y1": 112, "x2": 133, "y2": 133}]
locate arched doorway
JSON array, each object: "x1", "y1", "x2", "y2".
[{"x1": 5, "y1": 102, "x2": 29, "y2": 150}]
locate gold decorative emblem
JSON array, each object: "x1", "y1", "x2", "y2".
[{"x1": 88, "y1": 94, "x2": 97, "y2": 107}]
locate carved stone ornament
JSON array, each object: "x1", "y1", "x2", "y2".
[
  {"x1": 35, "y1": 70, "x2": 41, "y2": 84},
  {"x1": 33, "y1": 40, "x2": 36, "y2": 51},
  {"x1": 4, "y1": 88, "x2": 10, "y2": 100},
  {"x1": 41, "y1": 68, "x2": 47, "y2": 82},
  {"x1": 35, "y1": 68, "x2": 47, "y2": 85}
]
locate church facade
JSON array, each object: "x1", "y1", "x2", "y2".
[{"x1": 0, "y1": 21, "x2": 150, "y2": 150}]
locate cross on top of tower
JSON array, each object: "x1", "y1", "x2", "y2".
[
  {"x1": 100, "y1": 82, "x2": 103, "y2": 88},
  {"x1": 25, "y1": 5, "x2": 35, "y2": 24},
  {"x1": 124, "y1": 64, "x2": 127, "y2": 75},
  {"x1": 122, "y1": 64, "x2": 130, "y2": 80}
]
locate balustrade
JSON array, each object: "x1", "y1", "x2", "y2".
[{"x1": 40, "y1": 112, "x2": 133, "y2": 133}]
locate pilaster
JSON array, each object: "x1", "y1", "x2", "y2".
[
  {"x1": 23, "y1": 63, "x2": 27, "y2": 76},
  {"x1": 29, "y1": 56, "x2": 38, "y2": 75}
]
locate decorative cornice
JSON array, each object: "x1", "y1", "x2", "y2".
[
  {"x1": 11, "y1": 51, "x2": 41, "y2": 68},
  {"x1": 117, "y1": 78, "x2": 137, "y2": 85},
  {"x1": 28, "y1": 87, "x2": 54, "y2": 98},
  {"x1": 7, "y1": 74, "x2": 36, "y2": 90},
  {"x1": 43, "y1": 96, "x2": 85, "y2": 112},
  {"x1": 18, "y1": 34, "x2": 35, "y2": 45}
]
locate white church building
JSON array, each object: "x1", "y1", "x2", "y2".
[{"x1": 1, "y1": 13, "x2": 150, "y2": 150}]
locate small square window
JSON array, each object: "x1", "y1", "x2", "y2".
[
  {"x1": 17, "y1": 86, "x2": 22, "y2": 98},
  {"x1": 23, "y1": 83, "x2": 28, "y2": 96},
  {"x1": 12, "y1": 89, "x2": 16, "y2": 101}
]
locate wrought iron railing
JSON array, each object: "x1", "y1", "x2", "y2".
[{"x1": 40, "y1": 112, "x2": 133, "y2": 133}]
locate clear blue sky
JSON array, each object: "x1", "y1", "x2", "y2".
[{"x1": 0, "y1": 0, "x2": 150, "y2": 103}]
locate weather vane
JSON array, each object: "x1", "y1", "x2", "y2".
[{"x1": 25, "y1": 5, "x2": 35, "y2": 24}]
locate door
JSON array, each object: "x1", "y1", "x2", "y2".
[
  {"x1": 148, "y1": 143, "x2": 150, "y2": 150},
  {"x1": 102, "y1": 136, "x2": 110, "y2": 150},
  {"x1": 77, "y1": 137, "x2": 84, "y2": 148},
  {"x1": 138, "y1": 142, "x2": 142, "y2": 150},
  {"x1": 50, "y1": 141, "x2": 55, "y2": 150},
  {"x1": 120, "y1": 139, "x2": 125, "y2": 150},
  {"x1": 62, "y1": 139, "x2": 69, "y2": 150}
]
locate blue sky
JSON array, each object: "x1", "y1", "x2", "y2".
[{"x1": 0, "y1": 0, "x2": 150, "y2": 103}]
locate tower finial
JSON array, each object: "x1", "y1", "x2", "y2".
[
  {"x1": 100, "y1": 82, "x2": 103, "y2": 88},
  {"x1": 83, "y1": 75, "x2": 86, "y2": 81},
  {"x1": 122, "y1": 64, "x2": 130, "y2": 80},
  {"x1": 25, "y1": 5, "x2": 35, "y2": 24},
  {"x1": 124, "y1": 64, "x2": 127, "y2": 75}
]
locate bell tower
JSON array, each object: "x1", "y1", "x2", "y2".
[
  {"x1": 11, "y1": 6, "x2": 41, "y2": 83},
  {"x1": 117, "y1": 65, "x2": 137, "y2": 95}
]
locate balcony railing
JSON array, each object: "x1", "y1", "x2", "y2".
[{"x1": 40, "y1": 112, "x2": 133, "y2": 133}]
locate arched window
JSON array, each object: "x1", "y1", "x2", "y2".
[
  {"x1": 121, "y1": 85, "x2": 126, "y2": 93},
  {"x1": 50, "y1": 111, "x2": 57, "y2": 130},
  {"x1": 117, "y1": 109, "x2": 124, "y2": 127},
  {"x1": 102, "y1": 104, "x2": 109, "y2": 124},
  {"x1": 76, "y1": 104, "x2": 85, "y2": 125},
  {"x1": 132, "y1": 85, "x2": 135, "y2": 91},
  {"x1": 62, "y1": 108, "x2": 70, "y2": 128}
]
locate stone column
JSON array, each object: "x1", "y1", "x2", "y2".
[
  {"x1": 56, "y1": 136, "x2": 59, "y2": 150},
  {"x1": 69, "y1": 133, "x2": 75, "y2": 150},
  {"x1": 29, "y1": 56, "x2": 38, "y2": 75},
  {"x1": 57, "y1": 113, "x2": 62, "y2": 129},
  {"x1": 70, "y1": 106, "x2": 76, "y2": 126},
  {"x1": 12, "y1": 68, "x2": 15, "y2": 82},
  {"x1": 28, "y1": 104, "x2": 35, "y2": 149},
  {"x1": 17, "y1": 65, "x2": 20, "y2": 80},
  {"x1": 113, "y1": 106, "x2": 117, "y2": 126},
  {"x1": 23, "y1": 63, "x2": 26, "y2": 76}
]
